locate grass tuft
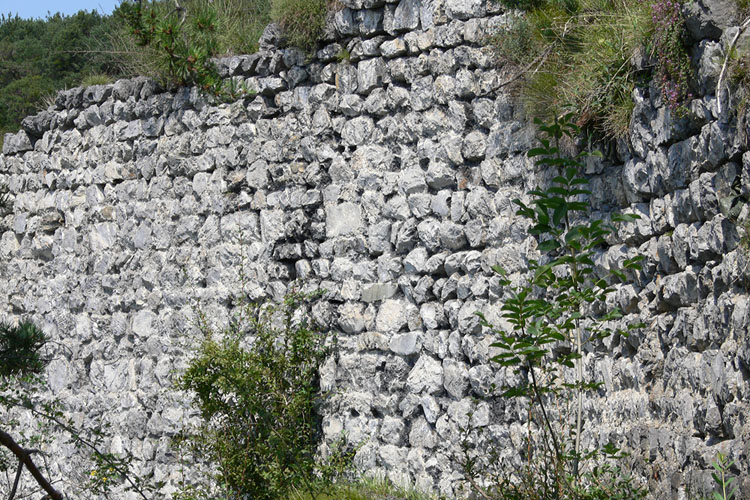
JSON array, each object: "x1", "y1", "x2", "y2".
[
  {"x1": 80, "y1": 73, "x2": 112, "y2": 86},
  {"x1": 490, "y1": 0, "x2": 652, "y2": 138},
  {"x1": 270, "y1": 0, "x2": 333, "y2": 51}
]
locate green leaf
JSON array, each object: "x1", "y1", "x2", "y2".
[
  {"x1": 552, "y1": 205, "x2": 567, "y2": 226},
  {"x1": 537, "y1": 239, "x2": 561, "y2": 252},
  {"x1": 528, "y1": 147, "x2": 549, "y2": 157}
]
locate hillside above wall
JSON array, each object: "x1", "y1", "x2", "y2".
[{"x1": 1, "y1": 0, "x2": 750, "y2": 498}]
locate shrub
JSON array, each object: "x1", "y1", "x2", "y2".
[
  {"x1": 178, "y1": 291, "x2": 337, "y2": 500},
  {"x1": 271, "y1": 0, "x2": 331, "y2": 51}
]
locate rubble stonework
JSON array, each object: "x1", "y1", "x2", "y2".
[{"x1": 1, "y1": 0, "x2": 749, "y2": 498}]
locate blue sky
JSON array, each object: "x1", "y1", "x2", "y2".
[{"x1": 2, "y1": 0, "x2": 121, "y2": 20}]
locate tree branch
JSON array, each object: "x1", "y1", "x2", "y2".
[{"x1": 0, "y1": 429, "x2": 63, "y2": 500}]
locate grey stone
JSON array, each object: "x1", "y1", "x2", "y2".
[
  {"x1": 341, "y1": 116, "x2": 375, "y2": 145},
  {"x1": 2, "y1": 131, "x2": 32, "y2": 155},
  {"x1": 381, "y1": 38, "x2": 408, "y2": 58},
  {"x1": 376, "y1": 299, "x2": 408, "y2": 333},
  {"x1": 660, "y1": 266, "x2": 703, "y2": 308},
  {"x1": 442, "y1": 358, "x2": 469, "y2": 398},
  {"x1": 390, "y1": 331, "x2": 421, "y2": 355},
  {"x1": 684, "y1": 0, "x2": 737, "y2": 41},
  {"x1": 399, "y1": 166, "x2": 428, "y2": 194},
  {"x1": 411, "y1": 76, "x2": 435, "y2": 111},
  {"x1": 409, "y1": 416, "x2": 437, "y2": 448},
  {"x1": 439, "y1": 221, "x2": 467, "y2": 250},
  {"x1": 380, "y1": 417, "x2": 406, "y2": 446},
  {"x1": 426, "y1": 161, "x2": 456, "y2": 189},
  {"x1": 445, "y1": 0, "x2": 485, "y2": 20},
  {"x1": 404, "y1": 247, "x2": 429, "y2": 274},
  {"x1": 357, "y1": 58, "x2": 387, "y2": 94},
  {"x1": 462, "y1": 131, "x2": 487, "y2": 161},
  {"x1": 406, "y1": 355, "x2": 443, "y2": 394},
  {"x1": 389, "y1": 0, "x2": 421, "y2": 33},
  {"x1": 326, "y1": 202, "x2": 363, "y2": 237}
]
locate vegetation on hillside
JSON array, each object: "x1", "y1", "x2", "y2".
[{"x1": 0, "y1": 11, "x2": 121, "y2": 145}]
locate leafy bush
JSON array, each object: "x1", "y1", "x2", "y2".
[
  {"x1": 467, "y1": 115, "x2": 646, "y2": 499},
  {"x1": 178, "y1": 291, "x2": 337, "y2": 500},
  {"x1": 271, "y1": 0, "x2": 331, "y2": 51}
]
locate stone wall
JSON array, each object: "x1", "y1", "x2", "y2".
[{"x1": 1, "y1": 0, "x2": 749, "y2": 498}]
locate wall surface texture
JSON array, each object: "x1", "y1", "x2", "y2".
[{"x1": 1, "y1": 0, "x2": 749, "y2": 498}]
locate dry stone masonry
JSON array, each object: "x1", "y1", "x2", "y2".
[{"x1": 1, "y1": 0, "x2": 749, "y2": 498}]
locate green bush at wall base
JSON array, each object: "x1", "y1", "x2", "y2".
[{"x1": 178, "y1": 291, "x2": 336, "y2": 500}]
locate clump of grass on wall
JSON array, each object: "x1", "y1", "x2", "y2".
[{"x1": 490, "y1": 0, "x2": 656, "y2": 138}]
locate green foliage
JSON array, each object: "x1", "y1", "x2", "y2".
[
  {"x1": 0, "y1": 320, "x2": 47, "y2": 377},
  {"x1": 271, "y1": 0, "x2": 331, "y2": 51},
  {"x1": 336, "y1": 47, "x2": 351, "y2": 63},
  {"x1": 118, "y1": 0, "x2": 255, "y2": 98},
  {"x1": 471, "y1": 115, "x2": 645, "y2": 499},
  {"x1": 491, "y1": 0, "x2": 651, "y2": 138},
  {"x1": 494, "y1": 0, "x2": 547, "y2": 11},
  {"x1": 119, "y1": 1, "x2": 217, "y2": 89},
  {"x1": 178, "y1": 291, "x2": 338, "y2": 500},
  {"x1": 711, "y1": 452, "x2": 738, "y2": 500},
  {"x1": 80, "y1": 73, "x2": 112, "y2": 86}
]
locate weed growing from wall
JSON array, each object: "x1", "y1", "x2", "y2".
[
  {"x1": 469, "y1": 115, "x2": 646, "y2": 499},
  {"x1": 711, "y1": 452, "x2": 739, "y2": 500}
]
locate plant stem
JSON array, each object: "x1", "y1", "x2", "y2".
[{"x1": 528, "y1": 359, "x2": 561, "y2": 463}]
